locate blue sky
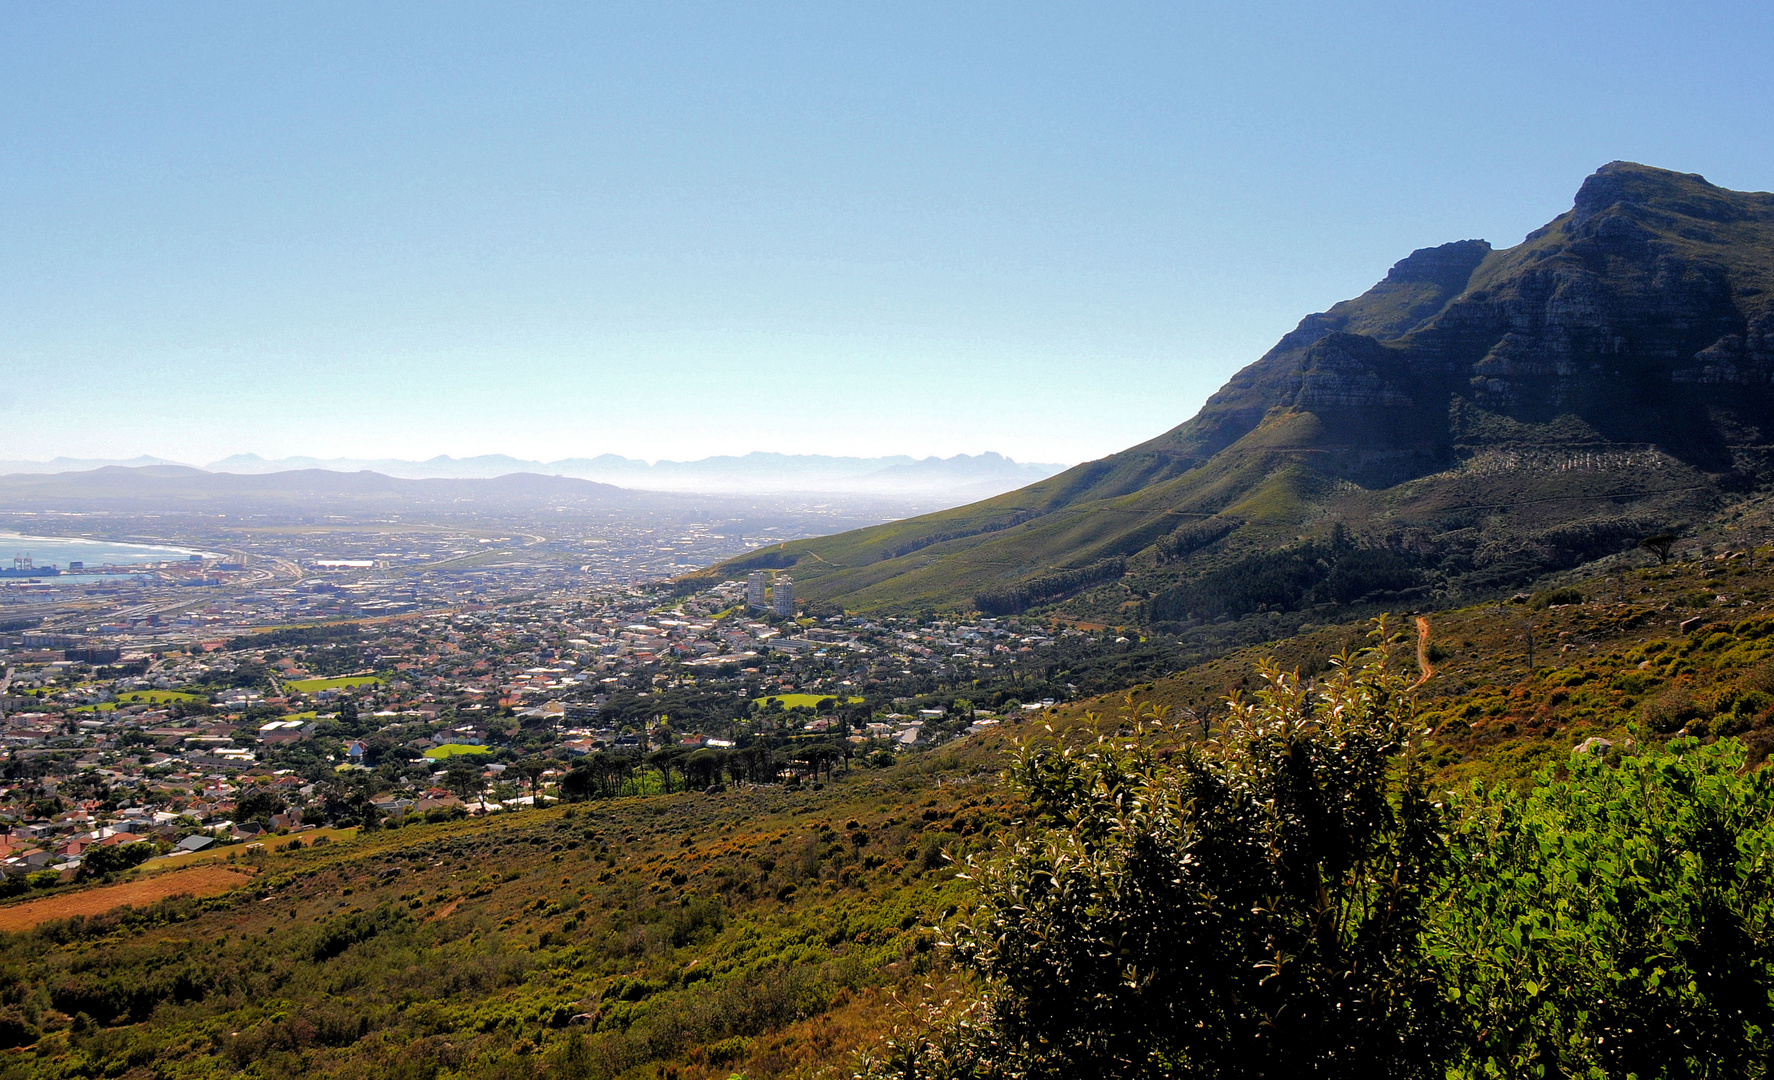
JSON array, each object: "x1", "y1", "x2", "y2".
[{"x1": 3, "y1": 2, "x2": 1771, "y2": 466}]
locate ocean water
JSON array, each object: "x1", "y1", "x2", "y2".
[{"x1": 0, "y1": 532, "x2": 216, "y2": 572}]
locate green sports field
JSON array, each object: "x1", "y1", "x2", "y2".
[
  {"x1": 423, "y1": 743, "x2": 493, "y2": 760},
  {"x1": 286, "y1": 675, "x2": 383, "y2": 693},
  {"x1": 750, "y1": 693, "x2": 864, "y2": 710},
  {"x1": 118, "y1": 690, "x2": 206, "y2": 705}
]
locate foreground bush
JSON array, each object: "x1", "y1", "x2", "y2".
[
  {"x1": 865, "y1": 632, "x2": 1774, "y2": 1079},
  {"x1": 1438, "y1": 737, "x2": 1774, "y2": 1078}
]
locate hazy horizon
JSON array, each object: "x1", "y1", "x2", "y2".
[
  {"x1": 0, "y1": 447, "x2": 1074, "y2": 499},
  {"x1": 0, "y1": 448, "x2": 1072, "y2": 470},
  {"x1": 6, "y1": 3, "x2": 1772, "y2": 465}
]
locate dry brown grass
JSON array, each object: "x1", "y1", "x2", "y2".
[
  {"x1": 0, "y1": 865, "x2": 251, "y2": 933},
  {"x1": 115, "y1": 827, "x2": 361, "y2": 874}
]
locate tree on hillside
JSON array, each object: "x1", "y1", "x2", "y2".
[
  {"x1": 512, "y1": 756, "x2": 548, "y2": 800},
  {"x1": 732, "y1": 742, "x2": 774, "y2": 784},
  {"x1": 793, "y1": 742, "x2": 841, "y2": 781},
  {"x1": 1434, "y1": 737, "x2": 1774, "y2": 1077},
  {"x1": 684, "y1": 747, "x2": 724, "y2": 789},
  {"x1": 559, "y1": 764, "x2": 594, "y2": 802},
  {"x1": 234, "y1": 788, "x2": 285, "y2": 824},
  {"x1": 916, "y1": 637, "x2": 1449, "y2": 1079},
  {"x1": 442, "y1": 758, "x2": 483, "y2": 808},
  {"x1": 648, "y1": 747, "x2": 688, "y2": 792},
  {"x1": 1640, "y1": 531, "x2": 1679, "y2": 564},
  {"x1": 602, "y1": 751, "x2": 642, "y2": 796},
  {"x1": 77, "y1": 841, "x2": 159, "y2": 881}
]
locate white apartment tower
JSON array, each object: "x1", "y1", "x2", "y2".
[
  {"x1": 772, "y1": 576, "x2": 795, "y2": 617},
  {"x1": 747, "y1": 571, "x2": 768, "y2": 609}
]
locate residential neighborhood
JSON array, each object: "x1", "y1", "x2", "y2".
[{"x1": 0, "y1": 569, "x2": 1100, "y2": 884}]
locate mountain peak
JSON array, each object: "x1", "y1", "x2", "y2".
[{"x1": 1571, "y1": 160, "x2": 1767, "y2": 227}]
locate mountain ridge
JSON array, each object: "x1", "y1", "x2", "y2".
[
  {"x1": 709, "y1": 162, "x2": 1774, "y2": 623},
  {"x1": 0, "y1": 465, "x2": 644, "y2": 513},
  {"x1": 204, "y1": 451, "x2": 1069, "y2": 497}
]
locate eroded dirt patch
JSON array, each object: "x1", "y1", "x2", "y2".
[{"x1": 0, "y1": 866, "x2": 251, "y2": 932}]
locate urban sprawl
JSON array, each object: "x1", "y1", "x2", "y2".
[{"x1": 0, "y1": 539, "x2": 1123, "y2": 887}]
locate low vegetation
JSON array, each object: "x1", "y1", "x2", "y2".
[
  {"x1": 1142, "y1": 526, "x2": 1426, "y2": 624},
  {"x1": 0, "y1": 754, "x2": 997, "y2": 1078}
]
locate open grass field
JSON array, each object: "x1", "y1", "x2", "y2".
[
  {"x1": 285, "y1": 675, "x2": 382, "y2": 693},
  {"x1": 73, "y1": 691, "x2": 205, "y2": 713},
  {"x1": 0, "y1": 866, "x2": 251, "y2": 933},
  {"x1": 423, "y1": 742, "x2": 492, "y2": 759},
  {"x1": 117, "y1": 690, "x2": 205, "y2": 705},
  {"x1": 136, "y1": 828, "x2": 364, "y2": 871},
  {"x1": 751, "y1": 693, "x2": 864, "y2": 710}
]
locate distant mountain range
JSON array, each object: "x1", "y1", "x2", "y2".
[
  {"x1": 710, "y1": 162, "x2": 1774, "y2": 623},
  {"x1": 0, "y1": 465, "x2": 642, "y2": 514},
  {"x1": 0, "y1": 456, "x2": 187, "y2": 472},
  {"x1": 0, "y1": 452, "x2": 1067, "y2": 500}
]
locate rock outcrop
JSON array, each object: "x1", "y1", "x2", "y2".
[{"x1": 1155, "y1": 162, "x2": 1774, "y2": 478}]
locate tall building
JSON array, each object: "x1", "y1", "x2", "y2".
[
  {"x1": 747, "y1": 571, "x2": 767, "y2": 609},
  {"x1": 772, "y1": 576, "x2": 795, "y2": 617}
]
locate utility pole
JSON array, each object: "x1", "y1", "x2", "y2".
[{"x1": 1524, "y1": 617, "x2": 1535, "y2": 674}]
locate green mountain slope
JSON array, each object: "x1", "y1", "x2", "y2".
[{"x1": 711, "y1": 163, "x2": 1774, "y2": 622}]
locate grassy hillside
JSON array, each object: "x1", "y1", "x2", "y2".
[
  {"x1": 1011, "y1": 540, "x2": 1774, "y2": 787},
  {"x1": 0, "y1": 757, "x2": 998, "y2": 1080}
]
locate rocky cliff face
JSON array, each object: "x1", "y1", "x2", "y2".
[{"x1": 1160, "y1": 162, "x2": 1774, "y2": 480}]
